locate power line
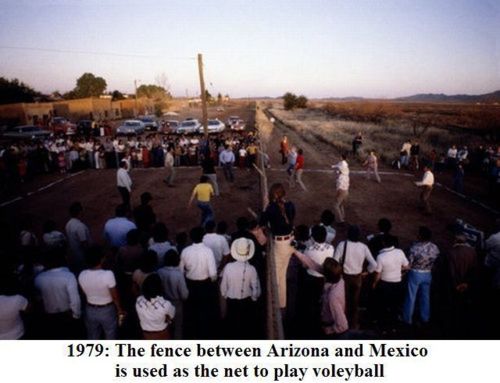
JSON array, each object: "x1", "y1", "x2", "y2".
[{"x1": 0, "y1": 45, "x2": 195, "y2": 60}]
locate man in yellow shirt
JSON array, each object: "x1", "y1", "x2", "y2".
[{"x1": 188, "y1": 176, "x2": 215, "y2": 226}]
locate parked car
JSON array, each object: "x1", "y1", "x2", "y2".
[
  {"x1": 116, "y1": 120, "x2": 146, "y2": 135},
  {"x1": 50, "y1": 117, "x2": 76, "y2": 135},
  {"x1": 226, "y1": 116, "x2": 240, "y2": 127},
  {"x1": 201, "y1": 119, "x2": 225, "y2": 133},
  {"x1": 2, "y1": 125, "x2": 52, "y2": 140},
  {"x1": 177, "y1": 119, "x2": 201, "y2": 134},
  {"x1": 138, "y1": 116, "x2": 159, "y2": 131},
  {"x1": 162, "y1": 120, "x2": 179, "y2": 134},
  {"x1": 230, "y1": 119, "x2": 246, "y2": 131}
]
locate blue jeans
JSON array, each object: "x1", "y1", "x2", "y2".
[
  {"x1": 197, "y1": 201, "x2": 214, "y2": 227},
  {"x1": 402, "y1": 270, "x2": 432, "y2": 324},
  {"x1": 85, "y1": 304, "x2": 118, "y2": 340}
]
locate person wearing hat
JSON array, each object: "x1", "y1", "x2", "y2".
[{"x1": 220, "y1": 237, "x2": 261, "y2": 339}]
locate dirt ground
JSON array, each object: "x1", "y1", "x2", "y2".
[{"x1": 259, "y1": 112, "x2": 497, "y2": 254}]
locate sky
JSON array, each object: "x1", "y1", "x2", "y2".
[{"x1": 0, "y1": 0, "x2": 499, "y2": 98}]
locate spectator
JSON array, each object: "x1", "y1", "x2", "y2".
[
  {"x1": 103, "y1": 204, "x2": 137, "y2": 249},
  {"x1": 135, "y1": 273, "x2": 175, "y2": 340},
  {"x1": 0, "y1": 275, "x2": 29, "y2": 340},
  {"x1": 133, "y1": 192, "x2": 156, "y2": 234},
  {"x1": 148, "y1": 223, "x2": 174, "y2": 266},
  {"x1": 65, "y1": 202, "x2": 92, "y2": 274}
]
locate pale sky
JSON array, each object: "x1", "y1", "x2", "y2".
[{"x1": 0, "y1": 0, "x2": 499, "y2": 98}]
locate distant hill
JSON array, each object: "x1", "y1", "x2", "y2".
[{"x1": 395, "y1": 90, "x2": 500, "y2": 103}]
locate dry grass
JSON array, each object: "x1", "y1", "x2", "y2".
[{"x1": 269, "y1": 106, "x2": 490, "y2": 164}]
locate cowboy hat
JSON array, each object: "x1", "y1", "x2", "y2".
[{"x1": 230, "y1": 237, "x2": 255, "y2": 262}]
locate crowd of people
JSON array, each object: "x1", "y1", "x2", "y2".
[
  {"x1": 1, "y1": 124, "x2": 500, "y2": 341},
  {"x1": 0, "y1": 130, "x2": 260, "y2": 198}
]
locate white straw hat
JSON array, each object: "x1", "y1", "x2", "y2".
[{"x1": 230, "y1": 237, "x2": 255, "y2": 262}]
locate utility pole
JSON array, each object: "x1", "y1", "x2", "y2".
[
  {"x1": 134, "y1": 79, "x2": 139, "y2": 117},
  {"x1": 197, "y1": 53, "x2": 208, "y2": 138}
]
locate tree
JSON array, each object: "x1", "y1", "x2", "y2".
[
  {"x1": 0, "y1": 77, "x2": 44, "y2": 105},
  {"x1": 111, "y1": 90, "x2": 126, "y2": 101},
  {"x1": 137, "y1": 84, "x2": 171, "y2": 117},
  {"x1": 217, "y1": 92, "x2": 223, "y2": 104},
  {"x1": 69, "y1": 72, "x2": 107, "y2": 98},
  {"x1": 296, "y1": 95, "x2": 308, "y2": 108},
  {"x1": 283, "y1": 92, "x2": 298, "y2": 110}
]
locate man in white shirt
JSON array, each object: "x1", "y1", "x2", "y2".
[
  {"x1": 164, "y1": 146, "x2": 175, "y2": 187},
  {"x1": 332, "y1": 153, "x2": 350, "y2": 224},
  {"x1": 65, "y1": 201, "x2": 92, "y2": 273},
  {"x1": 333, "y1": 225, "x2": 377, "y2": 329},
  {"x1": 103, "y1": 204, "x2": 137, "y2": 248},
  {"x1": 117, "y1": 160, "x2": 132, "y2": 208},
  {"x1": 219, "y1": 145, "x2": 235, "y2": 182},
  {"x1": 34, "y1": 249, "x2": 81, "y2": 339},
  {"x1": 220, "y1": 238, "x2": 261, "y2": 339},
  {"x1": 202, "y1": 220, "x2": 230, "y2": 270},
  {"x1": 414, "y1": 164, "x2": 434, "y2": 215},
  {"x1": 180, "y1": 227, "x2": 218, "y2": 339}
]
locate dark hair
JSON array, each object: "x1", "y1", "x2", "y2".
[
  {"x1": 139, "y1": 250, "x2": 158, "y2": 273},
  {"x1": 190, "y1": 226, "x2": 205, "y2": 243},
  {"x1": 380, "y1": 234, "x2": 397, "y2": 249},
  {"x1": 85, "y1": 245, "x2": 105, "y2": 268},
  {"x1": 248, "y1": 219, "x2": 258, "y2": 230},
  {"x1": 175, "y1": 232, "x2": 188, "y2": 253},
  {"x1": 378, "y1": 218, "x2": 392, "y2": 234},
  {"x1": 418, "y1": 226, "x2": 432, "y2": 241},
  {"x1": 341, "y1": 152, "x2": 348, "y2": 160},
  {"x1": 0, "y1": 274, "x2": 20, "y2": 296},
  {"x1": 205, "y1": 220, "x2": 216, "y2": 233},
  {"x1": 347, "y1": 225, "x2": 361, "y2": 242},
  {"x1": 152, "y1": 223, "x2": 168, "y2": 243},
  {"x1": 323, "y1": 258, "x2": 342, "y2": 284},
  {"x1": 294, "y1": 224, "x2": 310, "y2": 242},
  {"x1": 140, "y1": 192, "x2": 152, "y2": 205},
  {"x1": 320, "y1": 210, "x2": 335, "y2": 226},
  {"x1": 69, "y1": 202, "x2": 83, "y2": 217},
  {"x1": 269, "y1": 183, "x2": 286, "y2": 203},
  {"x1": 42, "y1": 247, "x2": 67, "y2": 269},
  {"x1": 216, "y1": 221, "x2": 228, "y2": 234},
  {"x1": 164, "y1": 249, "x2": 180, "y2": 267},
  {"x1": 42, "y1": 220, "x2": 57, "y2": 234},
  {"x1": 236, "y1": 217, "x2": 249, "y2": 231},
  {"x1": 141, "y1": 273, "x2": 163, "y2": 301},
  {"x1": 298, "y1": 148, "x2": 303, "y2": 155},
  {"x1": 311, "y1": 225, "x2": 327, "y2": 243},
  {"x1": 200, "y1": 175, "x2": 209, "y2": 183},
  {"x1": 126, "y1": 229, "x2": 141, "y2": 246},
  {"x1": 120, "y1": 160, "x2": 127, "y2": 168},
  {"x1": 115, "y1": 204, "x2": 127, "y2": 217}
]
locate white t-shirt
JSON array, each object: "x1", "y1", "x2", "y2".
[
  {"x1": 0, "y1": 295, "x2": 28, "y2": 340},
  {"x1": 203, "y1": 233, "x2": 230, "y2": 267},
  {"x1": 304, "y1": 241, "x2": 334, "y2": 278},
  {"x1": 135, "y1": 296, "x2": 175, "y2": 332},
  {"x1": 375, "y1": 247, "x2": 409, "y2": 282},
  {"x1": 78, "y1": 269, "x2": 116, "y2": 305}
]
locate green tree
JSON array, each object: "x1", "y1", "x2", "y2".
[
  {"x1": 69, "y1": 72, "x2": 107, "y2": 98},
  {"x1": 283, "y1": 92, "x2": 298, "y2": 110},
  {"x1": 0, "y1": 77, "x2": 44, "y2": 105},
  {"x1": 296, "y1": 95, "x2": 308, "y2": 108},
  {"x1": 111, "y1": 90, "x2": 126, "y2": 101}
]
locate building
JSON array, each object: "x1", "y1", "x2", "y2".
[{"x1": 0, "y1": 102, "x2": 54, "y2": 126}]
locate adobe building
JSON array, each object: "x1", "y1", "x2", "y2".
[
  {"x1": 53, "y1": 97, "x2": 116, "y2": 121},
  {"x1": 0, "y1": 102, "x2": 54, "y2": 126}
]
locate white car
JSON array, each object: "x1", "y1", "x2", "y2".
[
  {"x1": 177, "y1": 119, "x2": 201, "y2": 134},
  {"x1": 116, "y1": 120, "x2": 146, "y2": 135},
  {"x1": 200, "y1": 119, "x2": 225, "y2": 134},
  {"x1": 226, "y1": 116, "x2": 240, "y2": 127},
  {"x1": 230, "y1": 119, "x2": 246, "y2": 131}
]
